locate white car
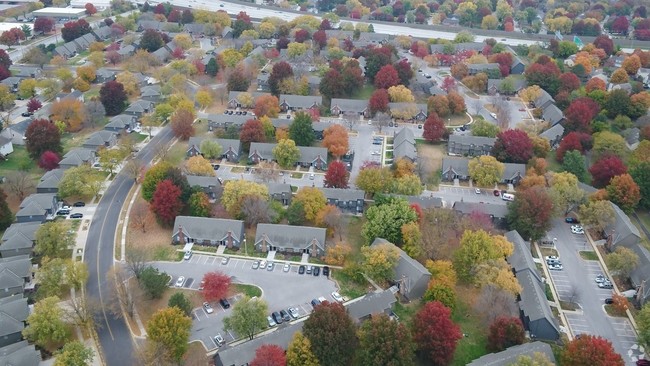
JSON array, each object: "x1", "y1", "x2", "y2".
[
  {"x1": 549, "y1": 263, "x2": 563, "y2": 270},
  {"x1": 183, "y1": 251, "x2": 192, "y2": 260},
  {"x1": 572, "y1": 227, "x2": 584, "y2": 234},
  {"x1": 203, "y1": 302, "x2": 214, "y2": 314},
  {"x1": 175, "y1": 276, "x2": 185, "y2": 287},
  {"x1": 318, "y1": 296, "x2": 327, "y2": 303},
  {"x1": 288, "y1": 307, "x2": 299, "y2": 319},
  {"x1": 331, "y1": 292, "x2": 344, "y2": 302},
  {"x1": 283, "y1": 263, "x2": 290, "y2": 272},
  {"x1": 214, "y1": 333, "x2": 225, "y2": 346},
  {"x1": 221, "y1": 257, "x2": 229, "y2": 265},
  {"x1": 490, "y1": 112, "x2": 497, "y2": 119},
  {"x1": 474, "y1": 188, "x2": 481, "y2": 194},
  {"x1": 259, "y1": 260, "x2": 267, "y2": 269},
  {"x1": 545, "y1": 256, "x2": 560, "y2": 262},
  {"x1": 252, "y1": 261, "x2": 260, "y2": 269}
]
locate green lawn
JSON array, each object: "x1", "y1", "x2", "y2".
[
  {"x1": 451, "y1": 294, "x2": 488, "y2": 366},
  {"x1": 352, "y1": 85, "x2": 375, "y2": 100},
  {"x1": 545, "y1": 150, "x2": 562, "y2": 173},
  {"x1": 0, "y1": 146, "x2": 38, "y2": 175},
  {"x1": 331, "y1": 269, "x2": 367, "y2": 299},
  {"x1": 234, "y1": 284, "x2": 262, "y2": 298},
  {"x1": 579, "y1": 251, "x2": 598, "y2": 260}
]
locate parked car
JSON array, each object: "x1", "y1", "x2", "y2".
[
  {"x1": 288, "y1": 307, "x2": 299, "y2": 319},
  {"x1": 306, "y1": 266, "x2": 312, "y2": 274},
  {"x1": 220, "y1": 298, "x2": 231, "y2": 309},
  {"x1": 595, "y1": 274, "x2": 606, "y2": 283},
  {"x1": 221, "y1": 257, "x2": 229, "y2": 265},
  {"x1": 565, "y1": 217, "x2": 579, "y2": 223},
  {"x1": 183, "y1": 251, "x2": 192, "y2": 260},
  {"x1": 69, "y1": 213, "x2": 83, "y2": 219},
  {"x1": 571, "y1": 225, "x2": 584, "y2": 234},
  {"x1": 259, "y1": 260, "x2": 267, "y2": 269},
  {"x1": 214, "y1": 333, "x2": 225, "y2": 346},
  {"x1": 322, "y1": 266, "x2": 330, "y2": 277},
  {"x1": 493, "y1": 189, "x2": 500, "y2": 196},
  {"x1": 203, "y1": 302, "x2": 214, "y2": 314},
  {"x1": 280, "y1": 309, "x2": 291, "y2": 322},
  {"x1": 331, "y1": 292, "x2": 344, "y2": 302},
  {"x1": 252, "y1": 260, "x2": 260, "y2": 269},
  {"x1": 21, "y1": 111, "x2": 33, "y2": 117},
  {"x1": 598, "y1": 280, "x2": 613, "y2": 289},
  {"x1": 545, "y1": 255, "x2": 559, "y2": 262},
  {"x1": 605, "y1": 298, "x2": 614, "y2": 304},
  {"x1": 318, "y1": 296, "x2": 327, "y2": 303},
  {"x1": 283, "y1": 263, "x2": 290, "y2": 272},
  {"x1": 310, "y1": 299, "x2": 321, "y2": 307},
  {"x1": 298, "y1": 265, "x2": 306, "y2": 274},
  {"x1": 56, "y1": 209, "x2": 70, "y2": 216},
  {"x1": 267, "y1": 316, "x2": 277, "y2": 327},
  {"x1": 267, "y1": 262, "x2": 275, "y2": 271},
  {"x1": 313, "y1": 267, "x2": 320, "y2": 276},
  {"x1": 73, "y1": 201, "x2": 85, "y2": 207},
  {"x1": 549, "y1": 263, "x2": 563, "y2": 270},
  {"x1": 272, "y1": 311, "x2": 283, "y2": 324},
  {"x1": 175, "y1": 276, "x2": 185, "y2": 287},
  {"x1": 474, "y1": 188, "x2": 481, "y2": 194}
]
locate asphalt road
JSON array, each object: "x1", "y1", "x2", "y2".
[
  {"x1": 84, "y1": 126, "x2": 175, "y2": 366},
  {"x1": 545, "y1": 219, "x2": 641, "y2": 365},
  {"x1": 153, "y1": 254, "x2": 338, "y2": 351}
]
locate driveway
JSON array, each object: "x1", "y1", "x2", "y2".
[
  {"x1": 430, "y1": 186, "x2": 507, "y2": 208},
  {"x1": 545, "y1": 219, "x2": 642, "y2": 365},
  {"x1": 152, "y1": 254, "x2": 338, "y2": 351}
]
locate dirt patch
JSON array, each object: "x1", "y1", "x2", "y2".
[
  {"x1": 126, "y1": 197, "x2": 175, "y2": 261},
  {"x1": 134, "y1": 278, "x2": 204, "y2": 327},
  {"x1": 416, "y1": 141, "x2": 445, "y2": 186}
]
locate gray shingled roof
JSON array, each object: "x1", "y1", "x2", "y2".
[
  {"x1": 506, "y1": 230, "x2": 541, "y2": 281},
  {"x1": 17, "y1": 194, "x2": 56, "y2": 218},
  {"x1": 140, "y1": 85, "x2": 161, "y2": 98},
  {"x1": 453, "y1": 201, "x2": 508, "y2": 219},
  {"x1": 105, "y1": 114, "x2": 136, "y2": 130},
  {"x1": 0, "y1": 295, "x2": 29, "y2": 337},
  {"x1": 255, "y1": 224, "x2": 326, "y2": 252},
  {"x1": 1, "y1": 222, "x2": 40, "y2": 252},
  {"x1": 187, "y1": 137, "x2": 241, "y2": 155},
  {"x1": 186, "y1": 175, "x2": 219, "y2": 189},
  {"x1": 629, "y1": 243, "x2": 650, "y2": 302},
  {"x1": 297, "y1": 146, "x2": 327, "y2": 165},
  {"x1": 393, "y1": 128, "x2": 417, "y2": 161},
  {"x1": 172, "y1": 216, "x2": 244, "y2": 243},
  {"x1": 345, "y1": 290, "x2": 396, "y2": 321},
  {"x1": 442, "y1": 157, "x2": 470, "y2": 176},
  {"x1": 534, "y1": 90, "x2": 555, "y2": 109},
  {"x1": 539, "y1": 123, "x2": 565, "y2": 142},
  {"x1": 606, "y1": 202, "x2": 641, "y2": 247},
  {"x1": 541, "y1": 104, "x2": 564, "y2": 125},
  {"x1": 59, "y1": 148, "x2": 95, "y2": 167},
  {"x1": 448, "y1": 134, "x2": 496, "y2": 147},
  {"x1": 249, "y1": 142, "x2": 276, "y2": 160},
  {"x1": 371, "y1": 238, "x2": 431, "y2": 300},
  {"x1": 467, "y1": 342, "x2": 556, "y2": 366},
  {"x1": 321, "y1": 188, "x2": 364, "y2": 202},
  {"x1": 330, "y1": 98, "x2": 368, "y2": 112},
  {"x1": 278, "y1": 94, "x2": 321, "y2": 109},
  {"x1": 37, "y1": 168, "x2": 65, "y2": 190},
  {"x1": 516, "y1": 270, "x2": 560, "y2": 335},
  {"x1": 0, "y1": 340, "x2": 40, "y2": 366},
  {"x1": 267, "y1": 183, "x2": 291, "y2": 196},
  {"x1": 0, "y1": 255, "x2": 32, "y2": 281}
]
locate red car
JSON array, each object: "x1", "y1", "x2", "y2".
[{"x1": 493, "y1": 190, "x2": 500, "y2": 196}]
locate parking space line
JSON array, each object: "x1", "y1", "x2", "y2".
[{"x1": 206, "y1": 257, "x2": 215, "y2": 265}]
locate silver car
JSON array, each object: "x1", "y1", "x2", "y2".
[
  {"x1": 252, "y1": 261, "x2": 260, "y2": 269},
  {"x1": 267, "y1": 316, "x2": 277, "y2": 327},
  {"x1": 267, "y1": 262, "x2": 275, "y2": 271},
  {"x1": 283, "y1": 263, "x2": 290, "y2": 272},
  {"x1": 214, "y1": 333, "x2": 225, "y2": 346}
]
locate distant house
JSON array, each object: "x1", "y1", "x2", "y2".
[
  {"x1": 447, "y1": 135, "x2": 496, "y2": 156},
  {"x1": 396, "y1": 195, "x2": 443, "y2": 209},
  {"x1": 221, "y1": 26, "x2": 233, "y2": 39},
  {"x1": 10, "y1": 66, "x2": 41, "y2": 79},
  {"x1": 430, "y1": 42, "x2": 485, "y2": 54},
  {"x1": 370, "y1": 238, "x2": 431, "y2": 300},
  {"x1": 255, "y1": 224, "x2": 326, "y2": 257},
  {"x1": 321, "y1": 188, "x2": 364, "y2": 214},
  {"x1": 117, "y1": 44, "x2": 135, "y2": 57},
  {"x1": 330, "y1": 98, "x2": 370, "y2": 118},
  {"x1": 487, "y1": 78, "x2": 526, "y2": 95},
  {"x1": 506, "y1": 230, "x2": 560, "y2": 341},
  {"x1": 140, "y1": 85, "x2": 162, "y2": 102},
  {"x1": 0, "y1": 136, "x2": 13, "y2": 157},
  {"x1": 532, "y1": 90, "x2": 555, "y2": 110},
  {"x1": 623, "y1": 127, "x2": 640, "y2": 150},
  {"x1": 393, "y1": 128, "x2": 417, "y2": 162},
  {"x1": 16, "y1": 194, "x2": 59, "y2": 223},
  {"x1": 442, "y1": 157, "x2": 525, "y2": 185},
  {"x1": 187, "y1": 137, "x2": 241, "y2": 162},
  {"x1": 467, "y1": 342, "x2": 556, "y2": 366},
  {"x1": 346, "y1": 290, "x2": 397, "y2": 323},
  {"x1": 248, "y1": 143, "x2": 327, "y2": 170},
  {"x1": 36, "y1": 168, "x2": 65, "y2": 193},
  {"x1": 388, "y1": 103, "x2": 428, "y2": 121},
  {"x1": 227, "y1": 91, "x2": 270, "y2": 109},
  {"x1": 541, "y1": 104, "x2": 564, "y2": 126},
  {"x1": 468, "y1": 63, "x2": 500, "y2": 76},
  {"x1": 0, "y1": 341, "x2": 41, "y2": 366},
  {"x1": 94, "y1": 68, "x2": 117, "y2": 83},
  {"x1": 267, "y1": 183, "x2": 292, "y2": 206},
  {"x1": 124, "y1": 99, "x2": 155, "y2": 116},
  {"x1": 627, "y1": 243, "x2": 650, "y2": 305},
  {"x1": 0, "y1": 222, "x2": 40, "y2": 258},
  {"x1": 152, "y1": 47, "x2": 171, "y2": 63},
  {"x1": 248, "y1": 142, "x2": 275, "y2": 164},
  {"x1": 0, "y1": 77, "x2": 22, "y2": 91},
  {"x1": 214, "y1": 322, "x2": 302, "y2": 366},
  {"x1": 0, "y1": 295, "x2": 29, "y2": 347},
  {"x1": 0, "y1": 256, "x2": 33, "y2": 299},
  {"x1": 605, "y1": 202, "x2": 641, "y2": 249},
  {"x1": 453, "y1": 201, "x2": 508, "y2": 225},
  {"x1": 539, "y1": 124, "x2": 565, "y2": 147},
  {"x1": 105, "y1": 114, "x2": 138, "y2": 133},
  {"x1": 56, "y1": 89, "x2": 84, "y2": 103},
  {"x1": 59, "y1": 148, "x2": 96, "y2": 169},
  {"x1": 186, "y1": 175, "x2": 222, "y2": 201},
  {"x1": 278, "y1": 94, "x2": 321, "y2": 112},
  {"x1": 510, "y1": 57, "x2": 526, "y2": 75},
  {"x1": 172, "y1": 216, "x2": 244, "y2": 249},
  {"x1": 206, "y1": 114, "x2": 250, "y2": 130},
  {"x1": 83, "y1": 130, "x2": 118, "y2": 151}
]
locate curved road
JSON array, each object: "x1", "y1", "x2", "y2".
[{"x1": 84, "y1": 126, "x2": 174, "y2": 366}]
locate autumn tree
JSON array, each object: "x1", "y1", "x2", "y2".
[
  {"x1": 358, "y1": 314, "x2": 415, "y2": 365},
  {"x1": 324, "y1": 161, "x2": 349, "y2": 188},
  {"x1": 606, "y1": 174, "x2": 640, "y2": 213},
  {"x1": 294, "y1": 187, "x2": 327, "y2": 222},
  {"x1": 58, "y1": 165, "x2": 103, "y2": 199},
  {"x1": 54, "y1": 341, "x2": 94, "y2": 366},
  {"x1": 362, "y1": 198, "x2": 418, "y2": 244},
  {"x1": 186, "y1": 155, "x2": 215, "y2": 176},
  {"x1": 141, "y1": 162, "x2": 172, "y2": 201},
  {"x1": 589, "y1": 156, "x2": 627, "y2": 188},
  {"x1": 250, "y1": 344, "x2": 286, "y2": 366},
  {"x1": 22, "y1": 296, "x2": 68, "y2": 347},
  {"x1": 561, "y1": 335, "x2": 624, "y2": 366},
  {"x1": 227, "y1": 67, "x2": 250, "y2": 91},
  {"x1": 374, "y1": 64, "x2": 400, "y2": 89},
  {"x1": 303, "y1": 302, "x2": 358, "y2": 366},
  {"x1": 289, "y1": 112, "x2": 315, "y2": 146},
  {"x1": 254, "y1": 94, "x2": 280, "y2": 118},
  {"x1": 201, "y1": 271, "x2": 231, "y2": 302},
  {"x1": 100, "y1": 80, "x2": 127, "y2": 115},
  {"x1": 606, "y1": 246, "x2": 639, "y2": 279},
  {"x1": 286, "y1": 332, "x2": 319, "y2": 366},
  {"x1": 556, "y1": 131, "x2": 592, "y2": 161},
  {"x1": 221, "y1": 180, "x2": 268, "y2": 216},
  {"x1": 423, "y1": 112, "x2": 446, "y2": 142},
  {"x1": 272, "y1": 139, "x2": 300, "y2": 169},
  {"x1": 355, "y1": 165, "x2": 393, "y2": 195},
  {"x1": 487, "y1": 316, "x2": 525, "y2": 352},
  {"x1": 453, "y1": 230, "x2": 514, "y2": 282},
  {"x1": 34, "y1": 17, "x2": 55, "y2": 34},
  {"x1": 25, "y1": 119, "x2": 62, "y2": 160},
  {"x1": 579, "y1": 200, "x2": 615, "y2": 232},
  {"x1": 150, "y1": 179, "x2": 183, "y2": 226},
  {"x1": 27, "y1": 98, "x2": 42, "y2": 113},
  {"x1": 506, "y1": 186, "x2": 554, "y2": 241},
  {"x1": 146, "y1": 307, "x2": 192, "y2": 363},
  {"x1": 492, "y1": 129, "x2": 534, "y2": 163},
  {"x1": 188, "y1": 191, "x2": 210, "y2": 217},
  {"x1": 632, "y1": 162, "x2": 650, "y2": 209},
  {"x1": 369, "y1": 88, "x2": 390, "y2": 116},
  {"x1": 223, "y1": 297, "x2": 269, "y2": 340},
  {"x1": 360, "y1": 242, "x2": 400, "y2": 281},
  {"x1": 239, "y1": 119, "x2": 266, "y2": 152},
  {"x1": 322, "y1": 124, "x2": 349, "y2": 158},
  {"x1": 413, "y1": 301, "x2": 462, "y2": 366},
  {"x1": 269, "y1": 61, "x2": 293, "y2": 96},
  {"x1": 38, "y1": 151, "x2": 60, "y2": 171},
  {"x1": 468, "y1": 155, "x2": 505, "y2": 187},
  {"x1": 35, "y1": 221, "x2": 74, "y2": 258}
]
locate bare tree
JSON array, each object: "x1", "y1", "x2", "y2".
[
  {"x1": 568, "y1": 285, "x2": 581, "y2": 304},
  {"x1": 84, "y1": 100, "x2": 106, "y2": 128},
  {"x1": 130, "y1": 200, "x2": 152, "y2": 233},
  {"x1": 124, "y1": 159, "x2": 144, "y2": 183},
  {"x1": 494, "y1": 97, "x2": 511, "y2": 130},
  {"x1": 107, "y1": 266, "x2": 138, "y2": 319},
  {"x1": 133, "y1": 340, "x2": 174, "y2": 366},
  {"x1": 240, "y1": 195, "x2": 275, "y2": 227},
  {"x1": 119, "y1": 134, "x2": 138, "y2": 156},
  {"x1": 321, "y1": 206, "x2": 344, "y2": 241},
  {"x1": 474, "y1": 284, "x2": 519, "y2": 326},
  {"x1": 342, "y1": 111, "x2": 359, "y2": 132},
  {"x1": 471, "y1": 98, "x2": 483, "y2": 115},
  {"x1": 373, "y1": 112, "x2": 391, "y2": 134},
  {"x1": 254, "y1": 161, "x2": 279, "y2": 183},
  {"x1": 6, "y1": 171, "x2": 35, "y2": 202},
  {"x1": 155, "y1": 144, "x2": 169, "y2": 162},
  {"x1": 125, "y1": 246, "x2": 150, "y2": 279},
  {"x1": 64, "y1": 292, "x2": 101, "y2": 330}
]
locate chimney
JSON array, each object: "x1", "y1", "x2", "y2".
[
  {"x1": 178, "y1": 225, "x2": 185, "y2": 245},
  {"x1": 311, "y1": 238, "x2": 316, "y2": 256},
  {"x1": 226, "y1": 230, "x2": 233, "y2": 249},
  {"x1": 261, "y1": 235, "x2": 267, "y2": 252}
]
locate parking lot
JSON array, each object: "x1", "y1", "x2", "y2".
[
  {"x1": 154, "y1": 254, "x2": 339, "y2": 351},
  {"x1": 545, "y1": 220, "x2": 642, "y2": 365}
]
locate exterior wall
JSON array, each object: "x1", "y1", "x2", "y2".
[
  {"x1": 0, "y1": 332, "x2": 21, "y2": 348},
  {"x1": 0, "y1": 142, "x2": 13, "y2": 156}
]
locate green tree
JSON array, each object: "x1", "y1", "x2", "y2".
[
  {"x1": 471, "y1": 118, "x2": 500, "y2": 137},
  {"x1": 361, "y1": 243, "x2": 400, "y2": 281},
  {"x1": 506, "y1": 186, "x2": 554, "y2": 241},
  {"x1": 58, "y1": 165, "x2": 104, "y2": 199},
  {"x1": 303, "y1": 302, "x2": 358, "y2": 366},
  {"x1": 0, "y1": 188, "x2": 12, "y2": 231},
  {"x1": 146, "y1": 307, "x2": 192, "y2": 363},
  {"x1": 272, "y1": 139, "x2": 301, "y2": 169},
  {"x1": 223, "y1": 296, "x2": 269, "y2": 340},
  {"x1": 294, "y1": 187, "x2": 327, "y2": 222},
  {"x1": 98, "y1": 147, "x2": 128, "y2": 175},
  {"x1": 54, "y1": 341, "x2": 94, "y2": 366},
  {"x1": 154, "y1": 103, "x2": 174, "y2": 123},
  {"x1": 221, "y1": 180, "x2": 268, "y2": 217},
  {"x1": 453, "y1": 230, "x2": 513, "y2": 282},
  {"x1": 139, "y1": 266, "x2": 169, "y2": 299},
  {"x1": 35, "y1": 221, "x2": 74, "y2": 258},
  {"x1": 142, "y1": 161, "x2": 172, "y2": 201},
  {"x1": 510, "y1": 352, "x2": 556, "y2": 366},
  {"x1": 286, "y1": 332, "x2": 319, "y2": 366},
  {"x1": 168, "y1": 292, "x2": 192, "y2": 316},
  {"x1": 18, "y1": 78, "x2": 37, "y2": 99},
  {"x1": 579, "y1": 200, "x2": 615, "y2": 232},
  {"x1": 206, "y1": 57, "x2": 219, "y2": 76},
  {"x1": 355, "y1": 167, "x2": 394, "y2": 195},
  {"x1": 631, "y1": 162, "x2": 650, "y2": 209},
  {"x1": 401, "y1": 221, "x2": 423, "y2": 259},
  {"x1": 592, "y1": 131, "x2": 628, "y2": 160},
  {"x1": 606, "y1": 246, "x2": 639, "y2": 278},
  {"x1": 289, "y1": 111, "x2": 315, "y2": 146},
  {"x1": 286, "y1": 201, "x2": 306, "y2": 225},
  {"x1": 188, "y1": 191, "x2": 211, "y2": 217},
  {"x1": 548, "y1": 172, "x2": 585, "y2": 215},
  {"x1": 357, "y1": 314, "x2": 416, "y2": 365},
  {"x1": 638, "y1": 302, "x2": 650, "y2": 349},
  {"x1": 391, "y1": 174, "x2": 423, "y2": 195},
  {"x1": 468, "y1": 155, "x2": 505, "y2": 187},
  {"x1": 36, "y1": 257, "x2": 67, "y2": 299},
  {"x1": 199, "y1": 139, "x2": 222, "y2": 159},
  {"x1": 65, "y1": 260, "x2": 88, "y2": 291},
  {"x1": 562, "y1": 150, "x2": 587, "y2": 182},
  {"x1": 362, "y1": 198, "x2": 418, "y2": 244},
  {"x1": 424, "y1": 283, "x2": 457, "y2": 310},
  {"x1": 22, "y1": 296, "x2": 68, "y2": 347}
]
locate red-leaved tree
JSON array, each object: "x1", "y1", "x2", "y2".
[
  {"x1": 556, "y1": 132, "x2": 592, "y2": 162},
  {"x1": 491, "y1": 129, "x2": 534, "y2": 163},
  {"x1": 369, "y1": 88, "x2": 390, "y2": 116},
  {"x1": 559, "y1": 72, "x2": 581, "y2": 93},
  {"x1": 303, "y1": 301, "x2": 358, "y2": 366},
  {"x1": 250, "y1": 344, "x2": 286, "y2": 366},
  {"x1": 374, "y1": 64, "x2": 400, "y2": 89},
  {"x1": 85, "y1": 3, "x2": 97, "y2": 15},
  {"x1": 27, "y1": 98, "x2": 42, "y2": 113},
  {"x1": 487, "y1": 316, "x2": 525, "y2": 352},
  {"x1": 34, "y1": 17, "x2": 55, "y2": 34},
  {"x1": 423, "y1": 112, "x2": 446, "y2": 142},
  {"x1": 25, "y1": 119, "x2": 62, "y2": 160},
  {"x1": 150, "y1": 179, "x2": 183, "y2": 226},
  {"x1": 240, "y1": 119, "x2": 266, "y2": 151},
  {"x1": 589, "y1": 156, "x2": 628, "y2": 188},
  {"x1": 170, "y1": 109, "x2": 195, "y2": 140},
  {"x1": 324, "y1": 161, "x2": 349, "y2": 188},
  {"x1": 561, "y1": 335, "x2": 624, "y2": 366},
  {"x1": 564, "y1": 97, "x2": 600, "y2": 133},
  {"x1": 99, "y1": 80, "x2": 127, "y2": 116},
  {"x1": 38, "y1": 151, "x2": 60, "y2": 171},
  {"x1": 413, "y1": 301, "x2": 462, "y2": 366},
  {"x1": 201, "y1": 271, "x2": 231, "y2": 302},
  {"x1": 606, "y1": 173, "x2": 641, "y2": 213}
]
